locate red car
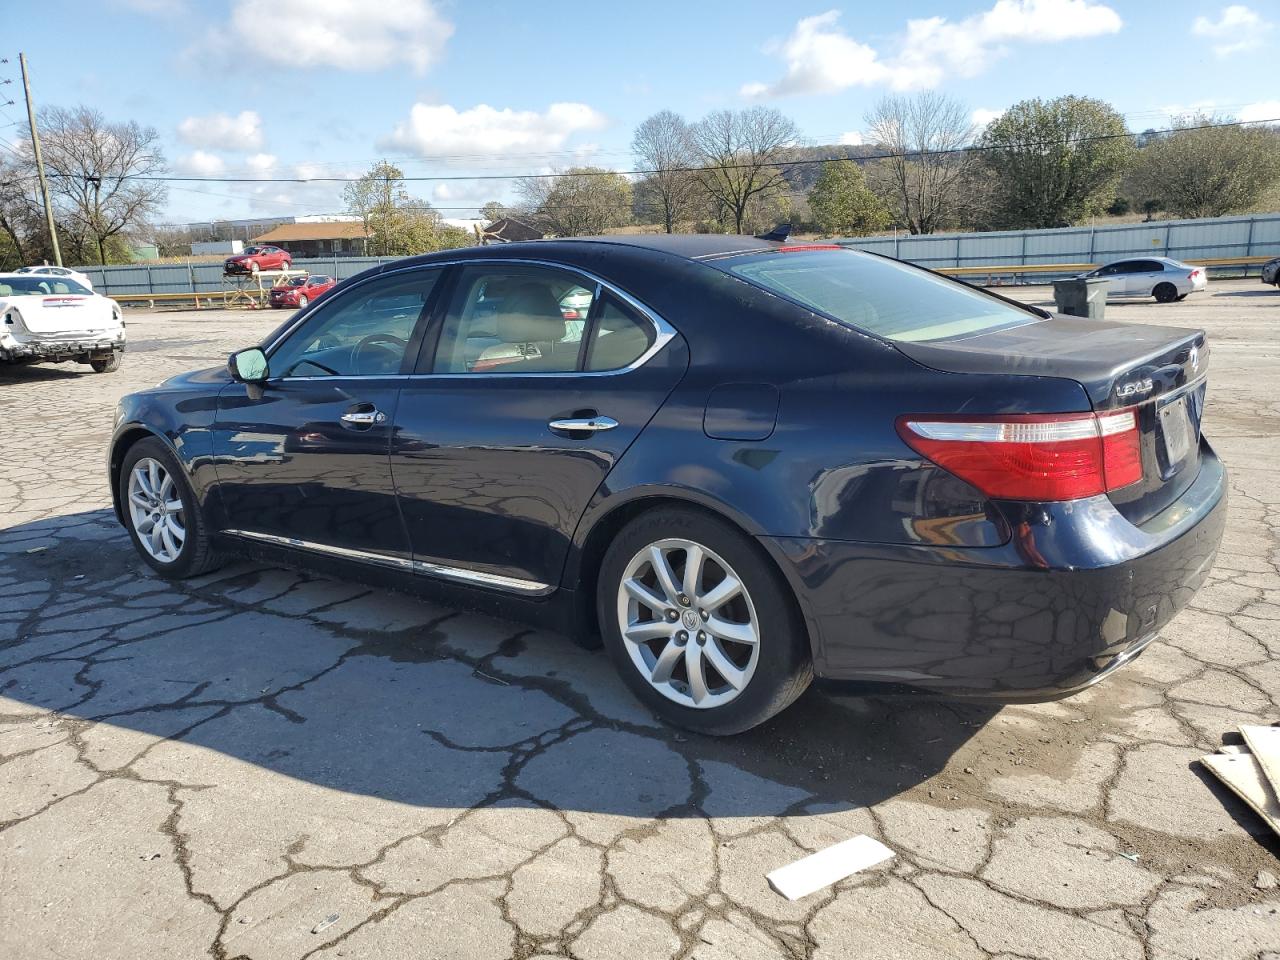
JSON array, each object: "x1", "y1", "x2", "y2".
[
  {"x1": 225, "y1": 245, "x2": 292, "y2": 275},
  {"x1": 268, "y1": 274, "x2": 336, "y2": 309}
]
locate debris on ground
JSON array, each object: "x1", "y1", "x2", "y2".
[
  {"x1": 766, "y1": 835, "x2": 895, "y2": 901},
  {"x1": 1200, "y1": 723, "x2": 1280, "y2": 841},
  {"x1": 1257, "y1": 870, "x2": 1278, "y2": 891},
  {"x1": 311, "y1": 914, "x2": 339, "y2": 935}
]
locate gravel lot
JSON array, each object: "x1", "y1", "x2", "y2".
[{"x1": 1, "y1": 280, "x2": 1278, "y2": 959}]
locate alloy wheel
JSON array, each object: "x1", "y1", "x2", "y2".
[
  {"x1": 126, "y1": 458, "x2": 186, "y2": 564},
  {"x1": 615, "y1": 538, "x2": 760, "y2": 709}
]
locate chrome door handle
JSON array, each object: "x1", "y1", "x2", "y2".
[
  {"x1": 548, "y1": 415, "x2": 619, "y2": 433},
  {"x1": 341, "y1": 409, "x2": 386, "y2": 425}
]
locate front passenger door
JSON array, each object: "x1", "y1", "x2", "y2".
[{"x1": 211, "y1": 268, "x2": 443, "y2": 563}]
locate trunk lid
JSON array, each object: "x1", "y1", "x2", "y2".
[
  {"x1": 895, "y1": 314, "x2": 1208, "y2": 525},
  {"x1": 11, "y1": 295, "x2": 119, "y2": 336}
]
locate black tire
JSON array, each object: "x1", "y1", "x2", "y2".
[
  {"x1": 1154, "y1": 283, "x2": 1178, "y2": 303},
  {"x1": 119, "y1": 437, "x2": 222, "y2": 579},
  {"x1": 597, "y1": 506, "x2": 812, "y2": 735},
  {"x1": 90, "y1": 350, "x2": 123, "y2": 374}
]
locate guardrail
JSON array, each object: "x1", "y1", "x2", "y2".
[{"x1": 935, "y1": 255, "x2": 1273, "y2": 285}]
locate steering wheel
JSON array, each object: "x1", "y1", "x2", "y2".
[{"x1": 350, "y1": 334, "x2": 408, "y2": 375}]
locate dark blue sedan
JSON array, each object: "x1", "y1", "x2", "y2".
[{"x1": 109, "y1": 236, "x2": 1226, "y2": 734}]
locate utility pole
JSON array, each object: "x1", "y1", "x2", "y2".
[{"x1": 19, "y1": 52, "x2": 62, "y2": 266}]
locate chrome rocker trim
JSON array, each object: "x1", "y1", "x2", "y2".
[{"x1": 221, "y1": 529, "x2": 554, "y2": 597}]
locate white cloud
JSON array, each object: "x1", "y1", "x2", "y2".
[
  {"x1": 743, "y1": 1, "x2": 1123, "y2": 97},
  {"x1": 177, "y1": 110, "x2": 264, "y2": 151},
  {"x1": 1192, "y1": 5, "x2": 1272, "y2": 56},
  {"x1": 176, "y1": 151, "x2": 227, "y2": 176},
  {"x1": 380, "y1": 102, "x2": 608, "y2": 158},
  {"x1": 245, "y1": 153, "x2": 278, "y2": 172},
  {"x1": 230, "y1": 0, "x2": 452, "y2": 73},
  {"x1": 972, "y1": 107, "x2": 1005, "y2": 128},
  {"x1": 1239, "y1": 100, "x2": 1280, "y2": 124},
  {"x1": 838, "y1": 130, "x2": 865, "y2": 145}
]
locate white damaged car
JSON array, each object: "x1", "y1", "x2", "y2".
[{"x1": 0, "y1": 273, "x2": 126, "y2": 373}]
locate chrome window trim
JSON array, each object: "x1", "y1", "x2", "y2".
[
  {"x1": 262, "y1": 257, "x2": 677, "y2": 380},
  {"x1": 221, "y1": 529, "x2": 553, "y2": 596}
]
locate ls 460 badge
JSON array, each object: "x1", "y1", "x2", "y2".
[{"x1": 1116, "y1": 378, "x2": 1154, "y2": 399}]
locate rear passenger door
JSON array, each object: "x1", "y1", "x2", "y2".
[
  {"x1": 1126, "y1": 259, "x2": 1164, "y2": 296},
  {"x1": 389, "y1": 262, "x2": 687, "y2": 593}
]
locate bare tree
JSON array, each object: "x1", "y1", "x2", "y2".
[
  {"x1": 37, "y1": 106, "x2": 168, "y2": 264},
  {"x1": 690, "y1": 107, "x2": 798, "y2": 234},
  {"x1": 515, "y1": 167, "x2": 632, "y2": 237},
  {"x1": 631, "y1": 110, "x2": 699, "y2": 232},
  {"x1": 865, "y1": 93, "x2": 974, "y2": 234}
]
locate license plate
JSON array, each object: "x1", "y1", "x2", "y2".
[{"x1": 1159, "y1": 395, "x2": 1193, "y2": 464}]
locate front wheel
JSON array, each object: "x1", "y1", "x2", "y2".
[
  {"x1": 598, "y1": 507, "x2": 811, "y2": 735},
  {"x1": 297, "y1": 294, "x2": 308, "y2": 308},
  {"x1": 1154, "y1": 282, "x2": 1178, "y2": 303},
  {"x1": 119, "y1": 437, "x2": 221, "y2": 579},
  {"x1": 90, "y1": 350, "x2": 122, "y2": 374}
]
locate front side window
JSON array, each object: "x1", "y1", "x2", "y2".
[
  {"x1": 723, "y1": 249, "x2": 1037, "y2": 343},
  {"x1": 433, "y1": 265, "x2": 595, "y2": 374},
  {"x1": 267, "y1": 269, "x2": 440, "y2": 378}
]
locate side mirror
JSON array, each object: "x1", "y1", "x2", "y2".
[
  {"x1": 228, "y1": 347, "x2": 268, "y2": 382},
  {"x1": 229, "y1": 347, "x2": 269, "y2": 399}
]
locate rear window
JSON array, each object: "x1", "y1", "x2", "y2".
[{"x1": 724, "y1": 249, "x2": 1038, "y2": 343}]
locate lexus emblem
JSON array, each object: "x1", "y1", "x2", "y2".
[{"x1": 1188, "y1": 345, "x2": 1199, "y2": 372}]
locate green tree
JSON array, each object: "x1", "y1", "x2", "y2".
[
  {"x1": 978, "y1": 96, "x2": 1135, "y2": 229},
  {"x1": 808, "y1": 160, "x2": 890, "y2": 236},
  {"x1": 1129, "y1": 115, "x2": 1280, "y2": 218},
  {"x1": 479, "y1": 200, "x2": 509, "y2": 223},
  {"x1": 343, "y1": 161, "x2": 463, "y2": 256},
  {"x1": 515, "y1": 167, "x2": 632, "y2": 237}
]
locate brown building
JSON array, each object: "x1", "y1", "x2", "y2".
[{"x1": 251, "y1": 221, "x2": 372, "y2": 259}]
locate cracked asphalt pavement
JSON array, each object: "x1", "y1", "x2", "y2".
[{"x1": 1, "y1": 280, "x2": 1278, "y2": 959}]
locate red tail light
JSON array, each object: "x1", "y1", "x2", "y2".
[{"x1": 896, "y1": 409, "x2": 1142, "y2": 501}]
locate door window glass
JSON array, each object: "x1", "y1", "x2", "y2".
[
  {"x1": 268, "y1": 269, "x2": 440, "y2": 378},
  {"x1": 585, "y1": 295, "x2": 656, "y2": 371},
  {"x1": 433, "y1": 265, "x2": 595, "y2": 373}
]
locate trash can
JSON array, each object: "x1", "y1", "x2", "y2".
[{"x1": 1052, "y1": 277, "x2": 1108, "y2": 320}]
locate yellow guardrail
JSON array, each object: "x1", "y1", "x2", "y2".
[{"x1": 111, "y1": 292, "x2": 222, "y2": 307}]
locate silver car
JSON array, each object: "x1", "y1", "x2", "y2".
[{"x1": 1083, "y1": 257, "x2": 1207, "y2": 303}]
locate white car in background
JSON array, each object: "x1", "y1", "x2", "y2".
[
  {"x1": 15, "y1": 263, "x2": 95, "y2": 290},
  {"x1": 1081, "y1": 257, "x2": 1207, "y2": 303},
  {"x1": 0, "y1": 273, "x2": 126, "y2": 373}
]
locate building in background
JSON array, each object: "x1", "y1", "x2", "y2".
[{"x1": 250, "y1": 221, "x2": 372, "y2": 259}]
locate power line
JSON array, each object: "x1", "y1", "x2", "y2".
[{"x1": 26, "y1": 115, "x2": 1278, "y2": 187}]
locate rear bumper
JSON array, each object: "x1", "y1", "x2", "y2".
[
  {"x1": 763, "y1": 443, "x2": 1227, "y2": 700},
  {"x1": 1, "y1": 333, "x2": 124, "y2": 362}
]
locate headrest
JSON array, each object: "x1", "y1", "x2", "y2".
[{"x1": 496, "y1": 282, "x2": 566, "y2": 343}]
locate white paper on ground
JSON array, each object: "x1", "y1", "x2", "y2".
[
  {"x1": 1239, "y1": 725, "x2": 1280, "y2": 794},
  {"x1": 1201, "y1": 752, "x2": 1280, "y2": 840},
  {"x1": 766, "y1": 835, "x2": 895, "y2": 901}
]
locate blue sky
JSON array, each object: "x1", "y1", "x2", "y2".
[{"x1": 7, "y1": 0, "x2": 1278, "y2": 223}]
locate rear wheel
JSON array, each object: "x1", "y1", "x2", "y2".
[
  {"x1": 119, "y1": 437, "x2": 221, "y2": 579},
  {"x1": 598, "y1": 507, "x2": 811, "y2": 735},
  {"x1": 1154, "y1": 282, "x2": 1178, "y2": 303},
  {"x1": 90, "y1": 350, "x2": 122, "y2": 374}
]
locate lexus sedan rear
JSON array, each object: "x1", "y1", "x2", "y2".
[{"x1": 108, "y1": 237, "x2": 1225, "y2": 734}]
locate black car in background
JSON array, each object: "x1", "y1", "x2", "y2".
[
  {"x1": 1262, "y1": 256, "x2": 1280, "y2": 288},
  {"x1": 109, "y1": 236, "x2": 1225, "y2": 734}
]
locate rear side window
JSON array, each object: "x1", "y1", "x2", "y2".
[
  {"x1": 724, "y1": 249, "x2": 1036, "y2": 343},
  {"x1": 586, "y1": 296, "x2": 656, "y2": 371}
]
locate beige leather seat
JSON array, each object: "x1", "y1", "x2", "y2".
[{"x1": 475, "y1": 283, "x2": 572, "y2": 371}]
